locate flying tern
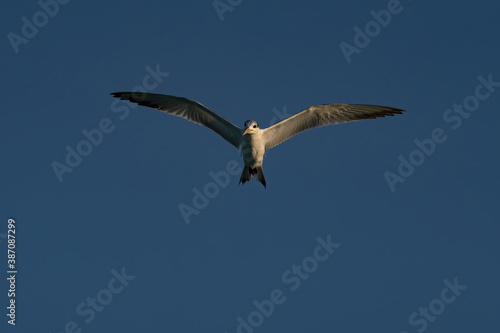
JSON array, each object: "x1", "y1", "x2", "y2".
[{"x1": 111, "y1": 92, "x2": 404, "y2": 188}]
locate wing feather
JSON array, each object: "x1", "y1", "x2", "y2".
[
  {"x1": 111, "y1": 92, "x2": 242, "y2": 148},
  {"x1": 262, "y1": 104, "x2": 404, "y2": 149}
]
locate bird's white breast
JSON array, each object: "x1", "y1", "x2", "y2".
[{"x1": 241, "y1": 132, "x2": 266, "y2": 167}]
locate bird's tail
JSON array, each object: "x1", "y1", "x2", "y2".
[{"x1": 239, "y1": 166, "x2": 266, "y2": 188}]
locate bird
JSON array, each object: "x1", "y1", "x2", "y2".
[{"x1": 110, "y1": 92, "x2": 404, "y2": 188}]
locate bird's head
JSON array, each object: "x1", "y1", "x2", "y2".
[{"x1": 243, "y1": 120, "x2": 260, "y2": 135}]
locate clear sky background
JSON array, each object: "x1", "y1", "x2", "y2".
[{"x1": 1, "y1": 0, "x2": 499, "y2": 332}]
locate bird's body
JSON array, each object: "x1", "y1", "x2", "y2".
[
  {"x1": 241, "y1": 122, "x2": 265, "y2": 168},
  {"x1": 111, "y1": 92, "x2": 404, "y2": 188},
  {"x1": 240, "y1": 120, "x2": 267, "y2": 186}
]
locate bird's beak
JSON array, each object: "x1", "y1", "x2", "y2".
[{"x1": 243, "y1": 128, "x2": 251, "y2": 135}]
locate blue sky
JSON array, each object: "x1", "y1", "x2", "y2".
[{"x1": 1, "y1": 0, "x2": 499, "y2": 332}]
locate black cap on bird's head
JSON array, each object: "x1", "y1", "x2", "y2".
[{"x1": 244, "y1": 120, "x2": 259, "y2": 128}]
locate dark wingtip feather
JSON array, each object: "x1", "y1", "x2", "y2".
[
  {"x1": 110, "y1": 92, "x2": 163, "y2": 109},
  {"x1": 110, "y1": 92, "x2": 145, "y2": 101},
  {"x1": 370, "y1": 106, "x2": 405, "y2": 119}
]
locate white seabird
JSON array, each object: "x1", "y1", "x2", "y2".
[{"x1": 111, "y1": 92, "x2": 404, "y2": 188}]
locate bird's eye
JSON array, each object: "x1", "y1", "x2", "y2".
[{"x1": 253, "y1": 125, "x2": 256, "y2": 128}]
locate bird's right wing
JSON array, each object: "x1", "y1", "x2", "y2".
[
  {"x1": 111, "y1": 92, "x2": 242, "y2": 149},
  {"x1": 262, "y1": 104, "x2": 404, "y2": 149}
]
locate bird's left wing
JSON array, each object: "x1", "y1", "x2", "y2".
[
  {"x1": 111, "y1": 92, "x2": 242, "y2": 149},
  {"x1": 262, "y1": 104, "x2": 404, "y2": 150}
]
